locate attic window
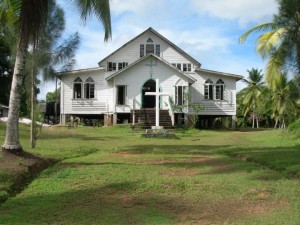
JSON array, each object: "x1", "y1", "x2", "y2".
[
  {"x1": 147, "y1": 38, "x2": 153, "y2": 43},
  {"x1": 107, "y1": 62, "x2": 116, "y2": 71},
  {"x1": 146, "y1": 44, "x2": 154, "y2": 55}
]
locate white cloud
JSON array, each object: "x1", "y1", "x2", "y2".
[{"x1": 189, "y1": 0, "x2": 278, "y2": 27}]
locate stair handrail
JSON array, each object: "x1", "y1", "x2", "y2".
[{"x1": 167, "y1": 98, "x2": 175, "y2": 126}]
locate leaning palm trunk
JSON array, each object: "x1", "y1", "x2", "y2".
[{"x1": 2, "y1": 36, "x2": 29, "y2": 152}]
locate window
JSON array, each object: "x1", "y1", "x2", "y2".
[
  {"x1": 73, "y1": 77, "x2": 82, "y2": 99},
  {"x1": 84, "y1": 77, "x2": 95, "y2": 99},
  {"x1": 117, "y1": 85, "x2": 126, "y2": 105},
  {"x1": 118, "y1": 62, "x2": 128, "y2": 70},
  {"x1": 176, "y1": 63, "x2": 181, "y2": 70},
  {"x1": 175, "y1": 86, "x2": 188, "y2": 105},
  {"x1": 146, "y1": 44, "x2": 154, "y2": 54},
  {"x1": 188, "y1": 64, "x2": 192, "y2": 71},
  {"x1": 204, "y1": 79, "x2": 213, "y2": 100},
  {"x1": 147, "y1": 38, "x2": 153, "y2": 43},
  {"x1": 216, "y1": 79, "x2": 225, "y2": 100},
  {"x1": 140, "y1": 44, "x2": 144, "y2": 57},
  {"x1": 107, "y1": 62, "x2": 116, "y2": 71},
  {"x1": 183, "y1": 63, "x2": 187, "y2": 72},
  {"x1": 155, "y1": 44, "x2": 160, "y2": 56}
]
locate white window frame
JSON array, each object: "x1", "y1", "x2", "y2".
[
  {"x1": 107, "y1": 62, "x2": 116, "y2": 71},
  {"x1": 215, "y1": 79, "x2": 225, "y2": 100},
  {"x1": 117, "y1": 85, "x2": 127, "y2": 105},
  {"x1": 73, "y1": 77, "x2": 82, "y2": 99},
  {"x1": 204, "y1": 79, "x2": 213, "y2": 100},
  {"x1": 175, "y1": 86, "x2": 188, "y2": 105},
  {"x1": 140, "y1": 44, "x2": 144, "y2": 57},
  {"x1": 84, "y1": 77, "x2": 95, "y2": 99}
]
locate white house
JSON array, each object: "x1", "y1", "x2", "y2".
[{"x1": 58, "y1": 27, "x2": 243, "y2": 128}]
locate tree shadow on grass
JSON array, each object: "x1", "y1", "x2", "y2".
[
  {"x1": 119, "y1": 144, "x2": 231, "y2": 155},
  {"x1": 0, "y1": 181, "x2": 287, "y2": 225},
  {"x1": 222, "y1": 145, "x2": 300, "y2": 180}
]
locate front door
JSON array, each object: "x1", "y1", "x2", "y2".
[{"x1": 142, "y1": 79, "x2": 156, "y2": 108}]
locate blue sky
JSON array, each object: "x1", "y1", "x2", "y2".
[{"x1": 38, "y1": 0, "x2": 279, "y2": 99}]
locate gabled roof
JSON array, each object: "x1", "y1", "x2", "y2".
[
  {"x1": 98, "y1": 27, "x2": 201, "y2": 68},
  {"x1": 105, "y1": 53, "x2": 197, "y2": 83},
  {"x1": 195, "y1": 68, "x2": 244, "y2": 80},
  {"x1": 56, "y1": 67, "x2": 104, "y2": 78}
]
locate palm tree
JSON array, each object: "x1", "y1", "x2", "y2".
[
  {"x1": 239, "y1": 0, "x2": 300, "y2": 89},
  {"x1": 268, "y1": 73, "x2": 300, "y2": 128},
  {"x1": 242, "y1": 68, "x2": 264, "y2": 128},
  {"x1": 0, "y1": 0, "x2": 111, "y2": 153}
]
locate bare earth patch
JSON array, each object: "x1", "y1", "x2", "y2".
[{"x1": 0, "y1": 150, "x2": 56, "y2": 204}]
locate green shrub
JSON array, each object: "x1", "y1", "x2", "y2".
[{"x1": 288, "y1": 119, "x2": 300, "y2": 136}]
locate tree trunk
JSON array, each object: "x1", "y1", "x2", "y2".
[
  {"x1": 252, "y1": 114, "x2": 255, "y2": 128},
  {"x1": 2, "y1": 35, "x2": 29, "y2": 152},
  {"x1": 256, "y1": 115, "x2": 259, "y2": 128},
  {"x1": 30, "y1": 66, "x2": 36, "y2": 148},
  {"x1": 274, "y1": 118, "x2": 278, "y2": 129}
]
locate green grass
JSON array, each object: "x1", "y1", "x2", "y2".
[{"x1": 1, "y1": 123, "x2": 300, "y2": 224}]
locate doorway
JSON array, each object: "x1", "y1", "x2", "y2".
[{"x1": 142, "y1": 79, "x2": 156, "y2": 108}]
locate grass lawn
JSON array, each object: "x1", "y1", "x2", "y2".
[{"x1": 0, "y1": 123, "x2": 300, "y2": 224}]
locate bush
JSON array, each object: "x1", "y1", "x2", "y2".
[{"x1": 288, "y1": 119, "x2": 300, "y2": 136}]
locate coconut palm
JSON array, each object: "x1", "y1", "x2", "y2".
[
  {"x1": 242, "y1": 68, "x2": 264, "y2": 128},
  {"x1": 239, "y1": 0, "x2": 300, "y2": 89},
  {"x1": 268, "y1": 73, "x2": 300, "y2": 128},
  {"x1": 0, "y1": 0, "x2": 111, "y2": 152}
]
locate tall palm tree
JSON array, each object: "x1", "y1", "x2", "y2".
[
  {"x1": 0, "y1": 0, "x2": 111, "y2": 153},
  {"x1": 242, "y1": 68, "x2": 264, "y2": 128},
  {"x1": 239, "y1": 0, "x2": 300, "y2": 89},
  {"x1": 268, "y1": 73, "x2": 300, "y2": 128}
]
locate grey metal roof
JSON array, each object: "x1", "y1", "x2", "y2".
[{"x1": 195, "y1": 68, "x2": 244, "y2": 80}]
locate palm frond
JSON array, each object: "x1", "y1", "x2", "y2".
[
  {"x1": 239, "y1": 22, "x2": 279, "y2": 44},
  {"x1": 256, "y1": 27, "x2": 286, "y2": 59},
  {"x1": 71, "y1": 0, "x2": 111, "y2": 41}
]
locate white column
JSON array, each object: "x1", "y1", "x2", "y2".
[{"x1": 155, "y1": 79, "x2": 159, "y2": 127}]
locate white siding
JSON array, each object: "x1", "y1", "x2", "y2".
[
  {"x1": 189, "y1": 71, "x2": 237, "y2": 116},
  {"x1": 113, "y1": 57, "x2": 189, "y2": 113},
  {"x1": 60, "y1": 70, "x2": 114, "y2": 115},
  {"x1": 100, "y1": 30, "x2": 196, "y2": 72}
]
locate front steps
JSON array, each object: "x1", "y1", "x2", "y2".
[{"x1": 130, "y1": 108, "x2": 174, "y2": 129}]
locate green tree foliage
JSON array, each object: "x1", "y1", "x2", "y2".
[
  {"x1": 267, "y1": 73, "x2": 300, "y2": 128},
  {"x1": 241, "y1": 68, "x2": 264, "y2": 128},
  {"x1": 46, "y1": 88, "x2": 60, "y2": 103},
  {"x1": 240, "y1": 0, "x2": 300, "y2": 88},
  {"x1": 0, "y1": 26, "x2": 13, "y2": 105},
  {"x1": 0, "y1": 0, "x2": 111, "y2": 152}
]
